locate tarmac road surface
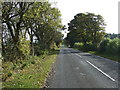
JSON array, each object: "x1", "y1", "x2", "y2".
[{"x1": 48, "y1": 46, "x2": 119, "y2": 88}]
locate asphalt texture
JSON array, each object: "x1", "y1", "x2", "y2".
[{"x1": 48, "y1": 46, "x2": 120, "y2": 88}]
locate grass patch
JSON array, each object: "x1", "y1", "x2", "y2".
[
  {"x1": 74, "y1": 46, "x2": 119, "y2": 62},
  {"x1": 87, "y1": 51, "x2": 119, "y2": 62},
  {"x1": 2, "y1": 49, "x2": 60, "y2": 88}
]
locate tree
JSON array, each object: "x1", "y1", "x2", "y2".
[
  {"x1": 24, "y1": 2, "x2": 63, "y2": 51},
  {"x1": 2, "y1": 1, "x2": 63, "y2": 61},
  {"x1": 2, "y1": 2, "x2": 34, "y2": 60},
  {"x1": 54, "y1": 31, "x2": 64, "y2": 48},
  {"x1": 104, "y1": 33, "x2": 120, "y2": 39},
  {"x1": 66, "y1": 12, "x2": 106, "y2": 49}
]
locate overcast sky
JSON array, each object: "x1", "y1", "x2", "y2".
[{"x1": 49, "y1": 0, "x2": 119, "y2": 37}]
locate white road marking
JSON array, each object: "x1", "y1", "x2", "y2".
[
  {"x1": 86, "y1": 60, "x2": 116, "y2": 82},
  {"x1": 75, "y1": 53, "x2": 116, "y2": 81},
  {"x1": 76, "y1": 54, "x2": 82, "y2": 58},
  {"x1": 75, "y1": 67, "x2": 79, "y2": 70},
  {"x1": 80, "y1": 73, "x2": 85, "y2": 76}
]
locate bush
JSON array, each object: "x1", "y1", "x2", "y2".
[
  {"x1": 40, "y1": 50, "x2": 49, "y2": 55},
  {"x1": 34, "y1": 44, "x2": 49, "y2": 56},
  {"x1": 3, "y1": 37, "x2": 31, "y2": 61},
  {"x1": 12, "y1": 64, "x2": 17, "y2": 70},
  {"x1": 18, "y1": 37, "x2": 30, "y2": 59},
  {"x1": 20, "y1": 63, "x2": 27, "y2": 70},
  {"x1": 118, "y1": 39, "x2": 120, "y2": 54},
  {"x1": 98, "y1": 38, "x2": 111, "y2": 53},
  {"x1": 106, "y1": 38, "x2": 119, "y2": 55},
  {"x1": 31, "y1": 61, "x2": 35, "y2": 64},
  {"x1": 98, "y1": 38, "x2": 119, "y2": 55},
  {"x1": 74, "y1": 42, "x2": 97, "y2": 51},
  {"x1": 73, "y1": 43, "x2": 83, "y2": 49},
  {"x1": 7, "y1": 72, "x2": 12, "y2": 77}
]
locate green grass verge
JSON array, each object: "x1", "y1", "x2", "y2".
[
  {"x1": 87, "y1": 51, "x2": 119, "y2": 62},
  {"x1": 2, "y1": 49, "x2": 59, "y2": 88},
  {"x1": 73, "y1": 46, "x2": 119, "y2": 62}
]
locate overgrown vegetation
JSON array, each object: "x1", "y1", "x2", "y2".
[
  {"x1": 2, "y1": 49, "x2": 59, "y2": 88},
  {"x1": 73, "y1": 38, "x2": 120, "y2": 62},
  {"x1": 2, "y1": 1, "x2": 63, "y2": 61},
  {"x1": 65, "y1": 12, "x2": 106, "y2": 48},
  {"x1": 105, "y1": 33, "x2": 120, "y2": 39},
  {"x1": 87, "y1": 51, "x2": 119, "y2": 62},
  {"x1": 1, "y1": 1, "x2": 63, "y2": 88},
  {"x1": 65, "y1": 12, "x2": 119, "y2": 62}
]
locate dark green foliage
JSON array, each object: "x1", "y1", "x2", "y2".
[
  {"x1": 98, "y1": 38, "x2": 120, "y2": 55},
  {"x1": 106, "y1": 38, "x2": 119, "y2": 55},
  {"x1": 105, "y1": 33, "x2": 120, "y2": 39},
  {"x1": 2, "y1": 2, "x2": 34, "y2": 61},
  {"x1": 74, "y1": 42, "x2": 96, "y2": 51},
  {"x1": 83, "y1": 44, "x2": 96, "y2": 51},
  {"x1": 12, "y1": 64, "x2": 17, "y2": 70},
  {"x1": 73, "y1": 43, "x2": 84, "y2": 50},
  {"x1": 31, "y1": 61, "x2": 35, "y2": 64},
  {"x1": 2, "y1": 1, "x2": 63, "y2": 62},
  {"x1": 98, "y1": 38, "x2": 111, "y2": 53},
  {"x1": 7, "y1": 72, "x2": 12, "y2": 77},
  {"x1": 66, "y1": 12, "x2": 106, "y2": 48},
  {"x1": 20, "y1": 63, "x2": 27, "y2": 70},
  {"x1": 54, "y1": 32, "x2": 63, "y2": 48},
  {"x1": 34, "y1": 47, "x2": 49, "y2": 56}
]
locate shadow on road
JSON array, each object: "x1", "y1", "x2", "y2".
[
  {"x1": 48, "y1": 49, "x2": 60, "y2": 55},
  {"x1": 60, "y1": 49, "x2": 81, "y2": 54}
]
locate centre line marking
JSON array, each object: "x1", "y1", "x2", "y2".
[
  {"x1": 86, "y1": 60, "x2": 115, "y2": 82},
  {"x1": 76, "y1": 54, "x2": 82, "y2": 58}
]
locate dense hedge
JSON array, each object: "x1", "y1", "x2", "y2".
[
  {"x1": 98, "y1": 38, "x2": 120, "y2": 55},
  {"x1": 73, "y1": 42, "x2": 96, "y2": 51},
  {"x1": 98, "y1": 38, "x2": 111, "y2": 53},
  {"x1": 73, "y1": 43, "x2": 83, "y2": 49},
  {"x1": 73, "y1": 38, "x2": 120, "y2": 55}
]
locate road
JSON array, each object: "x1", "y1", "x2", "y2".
[{"x1": 47, "y1": 46, "x2": 120, "y2": 88}]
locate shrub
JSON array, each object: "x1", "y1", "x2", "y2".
[
  {"x1": 73, "y1": 43, "x2": 83, "y2": 49},
  {"x1": 18, "y1": 37, "x2": 30, "y2": 59},
  {"x1": 35, "y1": 50, "x2": 49, "y2": 56},
  {"x1": 118, "y1": 39, "x2": 120, "y2": 54},
  {"x1": 40, "y1": 50, "x2": 49, "y2": 55},
  {"x1": 31, "y1": 61, "x2": 35, "y2": 64},
  {"x1": 3, "y1": 37, "x2": 31, "y2": 61},
  {"x1": 98, "y1": 38, "x2": 111, "y2": 53},
  {"x1": 20, "y1": 63, "x2": 27, "y2": 70},
  {"x1": 12, "y1": 64, "x2": 17, "y2": 70},
  {"x1": 7, "y1": 72, "x2": 12, "y2": 77},
  {"x1": 106, "y1": 38, "x2": 119, "y2": 55}
]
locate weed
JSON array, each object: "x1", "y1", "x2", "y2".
[{"x1": 7, "y1": 72, "x2": 12, "y2": 77}]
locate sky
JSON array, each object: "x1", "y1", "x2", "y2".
[{"x1": 49, "y1": 0, "x2": 119, "y2": 38}]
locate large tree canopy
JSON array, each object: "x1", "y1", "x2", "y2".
[
  {"x1": 66, "y1": 12, "x2": 106, "y2": 48},
  {"x1": 2, "y1": 1, "x2": 63, "y2": 61}
]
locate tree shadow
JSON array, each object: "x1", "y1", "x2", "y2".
[
  {"x1": 48, "y1": 49, "x2": 60, "y2": 55},
  {"x1": 59, "y1": 49, "x2": 81, "y2": 54}
]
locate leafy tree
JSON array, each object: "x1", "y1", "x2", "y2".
[
  {"x1": 24, "y1": 2, "x2": 63, "y2": 51},
  {"x1": 66, "y1": 12, "x2": 106, "y2": 49},
  {"x1": 2, "y1": 1, "x2": 63, "y2": 61},
  {"x1": 2, "y1": 2, "x2": 34, "y2": 60},
  {"x1": 104, "y1": 33, "x2": 120, "y2": 39},
  {"x1": 54, "y1": 31, "x2": 64, "y2": 48}
]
